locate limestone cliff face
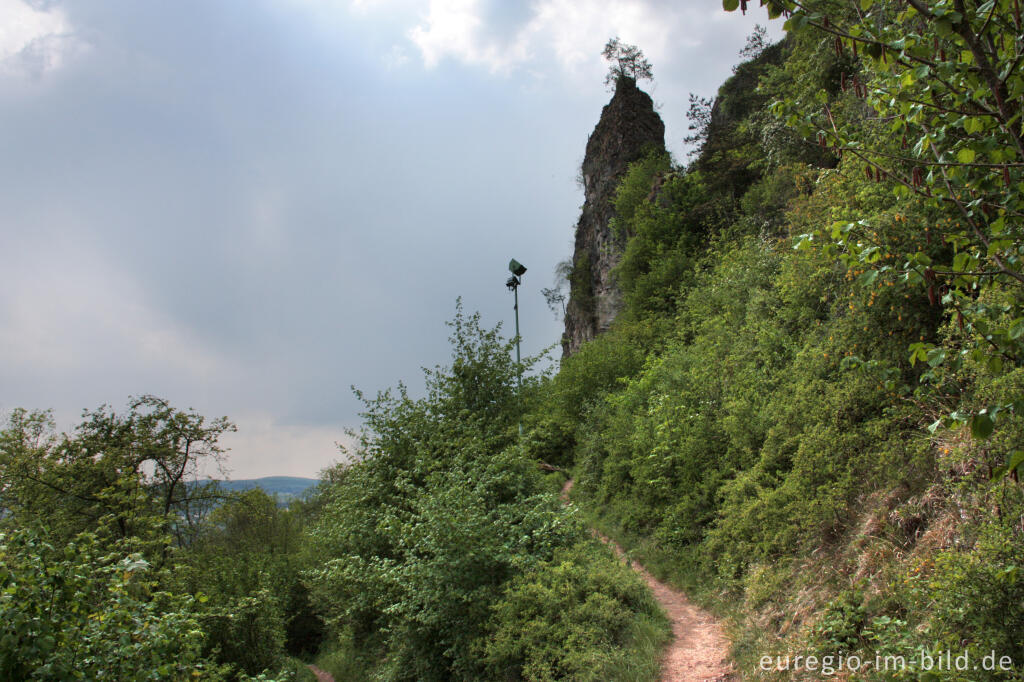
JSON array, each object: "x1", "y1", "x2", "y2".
[{"x1": 562, "y1": 77, "x2": 666, "y2": 357}]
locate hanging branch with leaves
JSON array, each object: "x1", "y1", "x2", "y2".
[{"x1": 726, "y1": 0, "x2": 1024, "y2": 442}]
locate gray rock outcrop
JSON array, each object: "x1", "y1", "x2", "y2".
[{"x1": 562, "y1": 76, "x2": 666, "y2": 357}]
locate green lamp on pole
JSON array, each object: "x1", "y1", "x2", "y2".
[{"x1": 507, "y1": 259, "x2": 526, "y2": 434}]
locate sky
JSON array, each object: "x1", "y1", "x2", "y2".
[{"x1": 0, "y1": 0, "x2": 781, "y2": 479}]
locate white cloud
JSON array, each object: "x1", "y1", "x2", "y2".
[
  {"x1": 288, "y1": 0, "x2": 770, "y2": 83},
  {"x1": 409, "y1": 0, "x2": 530, "y2": 73},
  {"x1": 529, "y1": 0, "x2": 687, "y2": 76},
  {"x1": 0, "y1": 0, "x2": 79, "y2": 77},
  {"x1": 216, "y1": 412, "x2": 356, "y2": 478},
  {"x1": 349, "y1": 0, "x2": 390, "y2": 12},
  {"x1": 404, "y1": 0, "x2": 739, "y2": 80}
]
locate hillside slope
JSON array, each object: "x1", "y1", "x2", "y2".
[
  {"x1": 533, "y1": 9, "x2": 1024, "y2": 679},
  {"x1": 216, "y1": 476, "x2": 318, "y2": 498}
]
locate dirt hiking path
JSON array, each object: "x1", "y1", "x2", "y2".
[
  {"x1": 307, "y1": 664, "x2": 334, "y2": 681},
  {"x1": 561, "y1": 479, "x2": 734, "y2": 682}
]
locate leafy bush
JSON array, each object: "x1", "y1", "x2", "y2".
[
  {"x1": 198, "y1": 591, "x2": 287, "y2": 678},
  {"x1": 812, "y1": 589, "x2": 867, "y2": 652},
  {"x1": 483, "y1": 544, "x2": 668, "y2": 682},
  {"x1": 903, "y1": 515, "x2": 1024, "y2": 666},
  {"x1": 179, "y1": 488, "x2": 320, "y2": 677},
  {"x1": 304, "y1": 304, "x2": 664, "y2": 680},
  {"x1": 311, "y1": 629, "x2": 371, "y2": 682},
  {"x1": 555, "y1": 7, "x2": 1024, "y2": 678},
  {"x1": 0, "y1": 528, "x2": 219, "y2": 681}
]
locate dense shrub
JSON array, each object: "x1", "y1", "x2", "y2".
[
  {"x1": 304, "y1": 305, "x2": 667, "y2": 680},
  {"x1": 483, "y1": 544, "x2": 667, "y2": 681},
  {"x1": 198, "y1": 591, "x2": 287, "y2": 678},
  {"x1": 556, "y1": 11, "x2": 1024, "y2": 678},
  {"x1": 0, "y1": 529, "x2": 218, "y2": 681}
]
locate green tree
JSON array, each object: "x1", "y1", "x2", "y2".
[
  {"x1": 305, "y1": 304, "x2": 555, "y2": 679},
  {"x1": 602, "y1": 37, "x2": 653, "y2": 88},
  {"x1": 0, "y1": 396, "x2": 235, "y2": 553},
  {"x1": 541, "y1": 259, "x2": 573, "y2": 319},
  {"x1": 733, "y1": 0, "x2": 1024, "y2": 438},
  {"x1": 304, "y1": 304, "x2": 665, "y2": 680},
  {"x1": 180, "y1": 488, "x2": 324, "y2": 671}
]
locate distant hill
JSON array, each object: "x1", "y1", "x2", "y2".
[{"x1": 210, "y1": 476, "x2": 319, "y2": 500}]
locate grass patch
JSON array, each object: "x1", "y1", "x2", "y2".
[
  {"x1": 311, "y1": 630, "x2": 372, "y2": 682},
  {"x1": 598, "y1": 611, "x2": 672, "y2": 682},
  {"x1": 569, "y1": 481, "x2": 706, "y2": 595}
]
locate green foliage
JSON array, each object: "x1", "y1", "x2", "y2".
[
  {"x1": 602, "y1": 37, "x2": 652, "y2": 89},
  {"x1": 560, "y1": 7, "x2": 1024, "y2": 676},
  {"x1": 305, "y1": 303, "x2": 662, "y2": 681},
  {"x1": 274, "y1": 659, "x2": 318, "y2": 682},
  {"x1": 483, "y1": 544, "x2": 668, "y2": 681},
  {"x1": 691, "y1": 36, "x2": 795, "y2": 197},
  {"x1": 612, "y1": 157, "x2": 703, "y2": 316},
  {"x1": 758, "y1": 0, "x2": 1024, "y2": 430},
  {"x1": 578, "y1": 238, "x2": 807, "y2": 552},
  {"x1": 902, "y1": 520, "x2": 1024, "y2": 666},
  {"x1": 0, "y1": 528, "x2": 219, "y2": 681},
  {"x1": 180, "y1": 489, "x2": 323, "y2": 673},
  {"x1": 310, "y1": 631, "x2": 370, "y2": 682},
  {"x1": 198, "y1": 591, "x2": 287, "y2": 678},
  {"x1": 529, "y1": 317, "x2": 655, "y2": 468},
  {"x1": 812, "y1": 589, "x2": 867, "y2": 651},
  {"x1": 0, "y1": 397, "x2": 235, "y2": 554},
  {"x1": 0, "y1": 403, "x2": 312, "y2": 681},
  {"x1": 610, "y1": 151, "x2": 672, "y2": 241},
  {"x1": 568, "y1": 252, "x2": 595, "y2": 327},
  {"x1": 551, "y1": 319, "x2": 650, "y2": 419},
  {"x1": 283, "y1": 581, "x2": 324, "y2": 659}
]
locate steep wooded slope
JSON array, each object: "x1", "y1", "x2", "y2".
[{"x1": 534, "y1": 20, "x2": 1024, "y2": 679}]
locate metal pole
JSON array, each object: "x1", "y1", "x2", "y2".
[
  {"x1": 507, "y1": 259, "x2": 527, "y2": 437},
  {"x1": 514, "y1": 285, "x2": 521, "y2": 381},
  {"x1": 514, "y1": 284, "x2": 522, "y2": 435}
]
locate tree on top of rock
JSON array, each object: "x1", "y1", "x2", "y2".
[{"x1": 602, "y1": 37, "x2": 652, "y2": 89}]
